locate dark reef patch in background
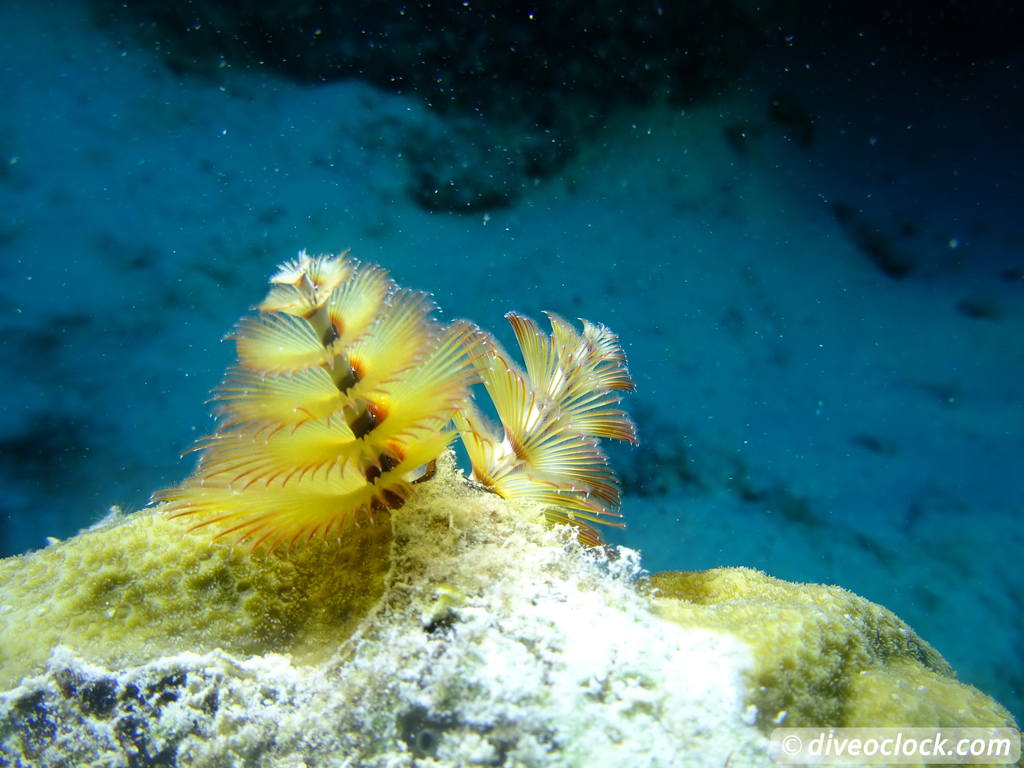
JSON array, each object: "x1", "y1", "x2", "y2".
[
  {"x1": 89, "y1": 0, "x2": 762, "y2": 211},
  {"x1": 852, "y1": 0, "x2": 1022, "y2": 57},
  {"x1": 87, "y1": 1, "x2": 1023, "y2": 212},
  {"x1": 88, "y1": 1, "x2": 757, "y2": 107}
]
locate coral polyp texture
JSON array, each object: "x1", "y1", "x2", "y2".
[{"x1": 156, "y1": 250, "x2": 636, "y2": 549}]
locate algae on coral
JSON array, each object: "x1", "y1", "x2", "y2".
[
  {"x1": 0, "y1": 455, "x2": 1018, "y2": 767},
  {"x1": 0, "y1": 502, "x2": 393, "y2": 690},
  {"x1": 1, "y1": 454, "x2": 765, "y2": 767},
  {"x1": 646, "y1": 567, "x2": 1017, "y2": 731}
]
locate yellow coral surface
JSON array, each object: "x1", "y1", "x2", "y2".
[
  {"x1": 646, "y1": 567, "x2": 1017, "y2": 731},
  {"x1": 0, "y1": 505, "x2": 392, "y2": 689},
  {"x1": 0, "y1": 462, "x2": 1016, "y2": 747}
]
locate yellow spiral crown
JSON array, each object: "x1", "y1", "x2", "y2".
[{"x1": 156, "y1": 251, "x2": 636, "y2": 550}]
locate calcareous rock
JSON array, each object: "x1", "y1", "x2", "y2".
[{"x1": 0, "y1": 455, "x2": 1016, "y2": 767}]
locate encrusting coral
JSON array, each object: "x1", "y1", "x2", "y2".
[
  {"x1": 645, "y1": 568, "x2": 1018, "y2": 732},
  {"x1": 155, "y1": 250, "x2": 636, "y2": 550},
  {"x1": 0, "y1": 458, "x2": 1016, "y2": 767},
  {"x1": 0, "y1": 502, "x2": 394, "y2": 691},
  {"x1": 0, "y1": 461, "x2": 763, "y2": 767}
]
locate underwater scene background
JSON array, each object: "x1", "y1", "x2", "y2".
[{"x1": 0, "y1": 0, "x2": 1020, "y2": 722}]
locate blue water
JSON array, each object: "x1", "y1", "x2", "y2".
[{"x1": 1, "y1": 0, "x2": 1020, "y2": 722}]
